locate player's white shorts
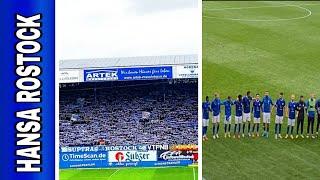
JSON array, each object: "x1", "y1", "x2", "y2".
[
  {"x1": 288, "y1": 118, "x2": 295, "y2": 126},
  {"x1": 224, "y1": 116, "x2": 231, "y2": 124},
  {"x1": 254, "y1": 117, "x2": 261, "y2": 123},
  {"x1": 243, "y1": 113, "x2": 251, "y2": 123},
  {"x1": 202, "y1": 119, "x2": 209, "y2": 127},
  {"x1": 263, "y1": 113, "x2": 271, "y2": 124},
  {"x1": 235, "y1": 116, "x2": 242, "y2": 124},
  {"x1": 212, "y1": 115, "x2": 220, "y2": 123},
  {"x1": 275, "y1": 115, "x2": 284, "y2": 124}
]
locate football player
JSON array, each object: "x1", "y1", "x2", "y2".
[
  {"x1": 211, "y1": 93, "x2": 221, "y2": 139},
  {"x1": 252, "y1": 93, "x2": 262, "y2": 137},
  {"x1": 274, "y1": 92, "x2": 286, "y2": 139},
  {"x1": 202, "y1": 96, "x2": 211, "y2": 141},
  {"x1": 262, "y1": 91, "x2": 273, "y2": 138},
  {"x1": 285, "y1": 94, "x2": 296, "y2": 139}
]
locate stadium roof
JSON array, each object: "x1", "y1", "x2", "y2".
[{"x1": 59, "y1": 54, "x2": 197, "y2": 69}]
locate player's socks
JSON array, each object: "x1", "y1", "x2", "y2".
[
  {"x1": 212, "y1": 124, "x2": 216, "y2": 136},
  {"x1": 291, "y1": 126, "x2": 293, "y2": 135},
  {"x1": 257, "y1": 124, "x2": 260, "y2": 133},
  {"x1": 252, "y1": 124, "x2": 256, "y2": 133},
  {"x1": 279, "y1": 124, "x2": 282, "y2": 134},
  {"x1": 228, "y1": 124, "x2": 231, "y2": 132},
  {"x1": 287, "y1": 126, "x2": 290, "y2": 135},
  {"x1": 248, "y1": 123, "x2": 251, "y2": 133},
  {"x1": 242, "y1": 124, "x2": 246, "y2": 134},
  {"x1": 275, "y1": 124, "x2": 278, "y2": 135},
  {"x1": 217, "y1": 124, "x2": 220, "y2": 134},
  {"x1": 234, "y1": 124, "x2": 237, "y2": 134},
  {"x1": 224, "y1": 124, "x2": 227, "y2": 133}
]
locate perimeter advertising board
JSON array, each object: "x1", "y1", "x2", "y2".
[
  {"x1": 84, "y1": 66, "x2": 173, "y2": 82},
  {"x1": 60, "y1": 145, "x2": 196, "y2": 169}
]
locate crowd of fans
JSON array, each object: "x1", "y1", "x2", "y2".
[{"x1": 59, "y1": 79, "x2": 198, "y2": 147}]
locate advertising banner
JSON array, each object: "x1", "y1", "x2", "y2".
[
  {"x1": 60, "y1": 144, "x2": 169, "y2": 153},
  {"x1": 158, "y1": 150, "x2": 196, "y2": 161},
  {"x1": 59, "y1": 70, "x2": 82, "y2": 83},
  {"x1": 106, "y1": 160, "x2": 192, "y2": 168},
  {"x1": 108, "y1": 151, "x2": 158, "y2": 162},
  {"x1": 173, "y1": 64, "x2": 198, "y2": 79},
  {"x1": 59, "y1": 145, "x2": 194, "y2": 169},
  {"x1": 84, "y1": 66, "x2": 173, "y2": 82},
  {"x1": 60, "y1": 151, "x2": 108, "y2": 169}
]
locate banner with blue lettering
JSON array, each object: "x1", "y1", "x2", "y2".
[
  {"x1": 59, "y1": 145, "x2": 195, "y2": 169},
  {"x1": 0, "y1": 0, "x2": 55, "y2": 179},
  {"x1": 84, "y1": 66, "x2": 173, "y2": 82}
]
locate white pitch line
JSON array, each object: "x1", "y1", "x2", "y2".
[
  {"x1": 203, "y1": 4, "x2": 313, "y2": 22},
  {"x1": 107, "y1": 169, "x2": 120, "y2": 180},
  {"x1": 193, "y1": 167, "x2": 196, "y2": 180},
  {"x1": 205, "y1": 4, "x2": 296, "y2": 11},
  {"x1": 204, "y1": 3, "x2": 320, "y2": 11}
]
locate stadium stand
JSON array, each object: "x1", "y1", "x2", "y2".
[{"x1": 59, "y1": 79, "x2": 198, "y2": 147}]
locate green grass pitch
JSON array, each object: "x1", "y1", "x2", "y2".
[
  {"x1": 203, "y1": 1, "x2": 320, "y2": 180},
  {"x1": 60, "y1": 166, "x2": 198, "y2": 180}
]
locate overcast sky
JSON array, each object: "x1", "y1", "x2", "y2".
[{"x1": 57, "y1": 0, "x2": 199, "y2": 60}]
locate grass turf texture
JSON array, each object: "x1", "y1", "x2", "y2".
[
  {"x1": 203, "y1": 1, "x2": 320, "y2": 180},
  {"x1": 60, "y1": 166, "x2": 198, "y2": 180}
]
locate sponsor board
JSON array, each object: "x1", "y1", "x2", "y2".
[
  {"x1": 60, "y1": 146, "x2": 101, "y2": 153},
  {"x1": 84, "y1": 69, "x2": 118, "y2": 81},
  {"x1": 105, "y1": 144, "x2": 169, "y2": 151},
  {"x1": 108, "y1": 151, "x2": 157, "y2": 162},
  {"x1": 158, "y1": 150, "x2": 196, "y2": 161},
  {"x1": 173, "y1": 64, "x2": 198, "y2": 79},
  {"x1": 59, "y1": 70, "x2": 81, "y2": 83},
  {"x1": 107, "y1": 160, "x2": 192, "y2": 167},
  {"x1": 60, "y1": 151, "x2": 108, "y2": 169},
  {"x1": 84, "y1": 66, "x2": 173, "y2": 82},
  {"x1": 60, "y1": 145, "x2": 169, "y2": 153},
  {"x1": 59, "y1": 145, "x2": 193, "y2": 169}
]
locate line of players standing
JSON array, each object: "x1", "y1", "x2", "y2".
[{"x1": 202, "y1": 91, "x2": 320, "y2": 140}]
